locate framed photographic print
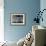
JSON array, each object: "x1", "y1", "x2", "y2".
[{"x1": 11, "y1": 13, "x2": 25, "y2": 25}]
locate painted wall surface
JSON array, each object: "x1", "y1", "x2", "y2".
[
  {"x1": 4, "y1": 0, "x2": 40, "y2": 42},
  {"x1": 40, "y1": 0, "x2": 46, "y2": 27}
]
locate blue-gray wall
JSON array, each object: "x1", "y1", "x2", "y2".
[
  {"x1": 4, "y1": 0, "x2": 40, "y2": 42},
  {"x1": 40, "y1": 0, "x2": 46, "y2": 27}
]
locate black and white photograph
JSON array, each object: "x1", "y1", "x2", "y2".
[{"x1": 11, "y1": 14, "x2": 25, "y2": 25}]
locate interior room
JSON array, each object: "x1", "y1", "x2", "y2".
[{"x1": 0, "y1": 0, "x2": 46, "y2": 46}]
